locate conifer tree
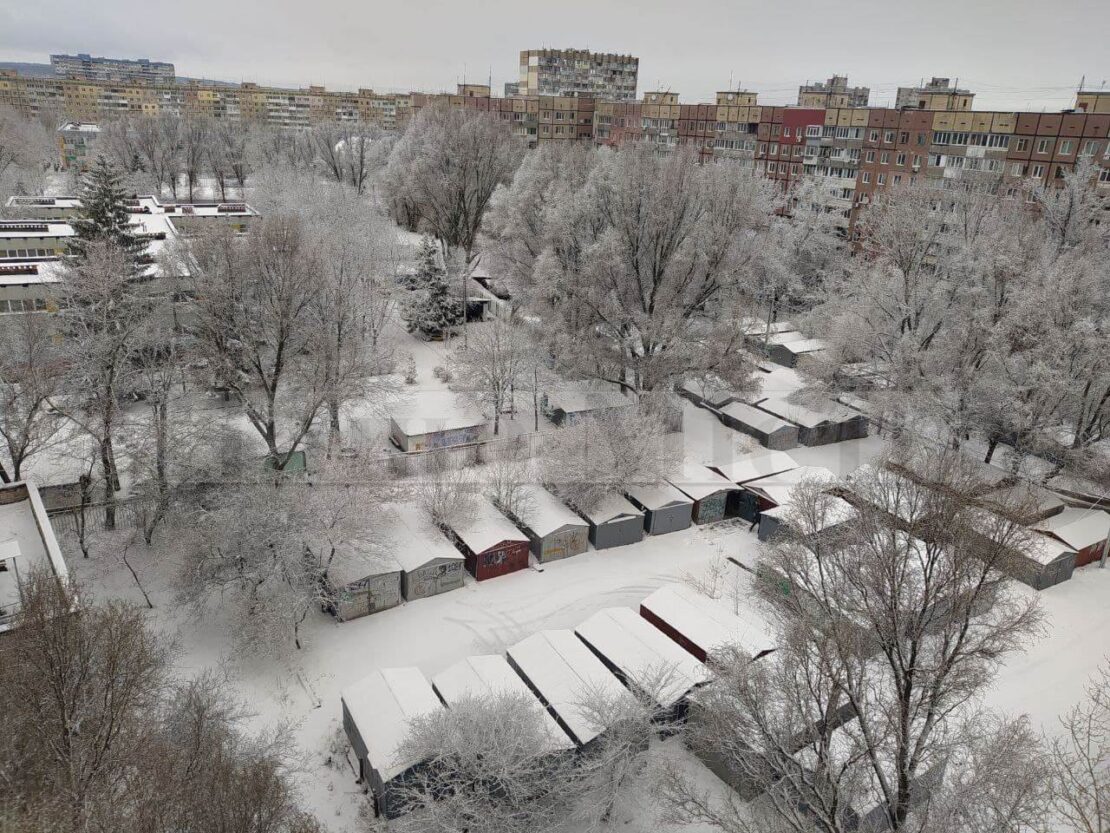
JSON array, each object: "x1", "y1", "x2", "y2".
[
  {"x1": 400, "y1": 234, "x2": 443, "y2": 292},
  {"x1": 70, "y1": 155, "x2": 145, "y2": 266},
  {"x1": 405, "y1": 235, "x2": 462, "y2": 338}
]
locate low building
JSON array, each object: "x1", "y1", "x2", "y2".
[
  {"x1": 976, "y1": 482, "x2": 1066, "y2": 525},
  {"x1": 667, "y1": 464, "x2": 739, "y2": 524},
  {"x1": 624, "y1": 482, "x2": 694, "y2": 535},
  {"x1": 57, "y1": 121, "x2": 101, "y2": 171},
  {"x1": 431, "y1": 654, "x2": 575, "y2": 751},
  {"x1": 0, "y1": 260, "x2": 62, "y2": 315},
  {"x1": 513, "y1": 484, "x2": 589, "y2": 562},
  {"x1": 327, "y1": 544, "x2": 402, "y2": 622},
  {"x1": 751, "y1": 397, "x2": 868, "y2": 446},
  {"x1": 575, "y1": 606, "x2": 712, "y2": 717},
  {"x1": 739, "y1": 464, "x2": 837, "y2": 525},
  {"x1": 506, "y1": 629, "x2": 634, "y2": 747},
  {"x1": 967, "y1": 510, "x2": 1077, "y2": 590},
  {"x1": 716, "y1": 401, "x2": 799, "y2": 450},
  {"x1": 577, "y1": 493, "x2": 645, "y2": 550},
  {"x1": 341, "y1": 667, "x2": 443, "y2": 818},
  {"x1": 386, "y1": 504, "x2": 466, "y2": 601},
  {"x1": 767, "y1": 337, "x2": 827, "y2": 368},
  {"x1": 640, "y1": 584, "x2": 775, "y2": 663},
  {"x1": 758, "y1": 493, "x2": 857, "y2": 543},
  {"x1": 542, "y1": 380, "x2": 632, "y2": 426},
  {"x1": 446, "y1": 497, "x2": 531, "y2": 581},
  {"x1": 0, "y1": 481, "x2": 69, "y2": 633},
  {"x1": 388, "y1": 393, "x2": 489, "y2": 452},
  {"x1": 1033, "y1": 507, "x2": 1110, "y2": 568}
]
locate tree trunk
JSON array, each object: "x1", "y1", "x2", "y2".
[
  {"x1": 0, "y1": 461, "x2": 10, "y2": 484},
  {"x1": 100, "y1": 436, "x2": 117, "y2": 531},
  {"x1": 983, "y1": 436, "x2": 998, "y2": 464}
]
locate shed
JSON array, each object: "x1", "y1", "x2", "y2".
[
  {"x1": 737, "y1": 465, "x2": 837, "y2": 524},
  {"x1": 578, "y1": 493, "x2": 645, "y2": 550},
  {"x1": 447, "y1": 497, "x2": 531, "y2": 581},
  {"x1": 978, "y1": 482, "x2": 1066, "y2": 525},
  {"x1": 575, "y1": 607, "x2": 712, "y2": 715},
  {"x1": 713, "y1": 450, "x2": 801, "y2": 520},
  {"x1": 666, "y1": 463, "x2": 739, "y2": 524},
  {"x1": 740, "y1": 318, "x2": 796, "y2": 338},
  {"x1": 677, "y1": 379, "x2": 745, "y2": 410},
  {"x1": 387, "y1": 504, "x2": 466, "y2": 601},
  {"x1": 767, "y1": 337, "x2": 827, "y2": 368},
  {"x1": 388, "y1": 392, "x2": 488, "y2": 452},
  {"x1": 328, "y1": 544, "x2": 403, "y2": 622},
  {"x1": 757, "y1": 495, "x2": 857, "y2": 543},
  {"x1": 640, "y1": 584, "x2": 775, "y2": 663},
  {"x1": 341, "y1": 667, "x2": 443, "y2": 818},
  {"x1": 624, "y1": 481, "x2": 694, "y2": 535},
  {"x1": 1033, "y1": 507, "x2": 1110, "y2": 568},
  {"x1": 514, "y1": 484, "x2": 590, "y2": 562},
  {"x1": 717, "y1": 402, "x2": 799, "y2": 450},
  {"x1": 542, "y1": 380, "x2": 632, "y2": 426},
  {"x1": 506, "y1": 630, "x2": 634, "y2": 747},
  {"x1": 968, "y1": 510, "x2": 1078, "y2": 590},
  {"x1": 752, "y1": 397, "x2": 868, "y2": 446},
  {"x1": 431, "y1": 655, "x2": 575, "y2": 752}
]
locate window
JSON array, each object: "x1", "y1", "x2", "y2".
[
  {"x1": 767, "y1": 162, "x2": 776, "y2": 173},
  {"x1": 1015, "y1": 138, "x2": 1028, "y2": 152},
  {"x1": 771, "y1": 124, "x2": 781, "y2": 137},
  {"x1": 758, "y1": 143, "x2": 767, "y2": 155},
  {"x1": 1100, "y1": 168, "x2": 1110, "y2": 183},
  {"x1": 793, "y1": 145, "x2": 803, "y2": 157},
  {"x1": 869, "y1": 129, "x2": 879, "y2": 142},
  {"x1": 1036, "y1": 138, "x2": 1050, "y2": 154},
  {"x1": 1059, "y1": 140, "x2": 1073, "y2": 155},
  {"x1": 900, "y1": 131, "x2": 909, "y2": 143},
  {"x1": 896, "y1": 152, "x2": 906, "y2": 165},
  {"x1": 1031, "y1": 164, "x2": 1046, "y2": 178},
  {"x1": 884, "y1": 130, "x2": 895, "y2": 143},
  {"x1": 1011, "y1": 163, "x2": 1026, "y2": 176},
  {"x1": 893, "y1": 174, "x2": 902, "y2": 185},
  {"x1": 806, "y1": 125, "x2": 821, "y2": 137},
  {"x1": 861, "y1": 172, "x2": 872, "y2": 184},
  {"x1": 783, "y1": 126, "x2": 791, "y2": 137},
  {"x1": 866, "y1": 150, "x2": 875, "y2": 162},
  {"x1": 1081, "y1": 140, "x2": 1099, "y2": 156},
  {"x1": 770, "y1": 143, "x2": 779, "y2": 155},
  {"x1": 880, "y1": 152, "x2": 890, "y2": 164}
]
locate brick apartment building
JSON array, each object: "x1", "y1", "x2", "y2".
[
  {"x1": 798, "y1": 75, "x2": 870, "y2": 108},
  {"x1": 519, "y1": 48, "x2": 638, "y2": 101}
]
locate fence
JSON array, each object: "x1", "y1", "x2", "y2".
[
  {"x1": 373, "y1": 431, "x2": 545, "y2": 478},
  {"x1": 47, "y1": 495, "x2": 159, "y2": 536}
]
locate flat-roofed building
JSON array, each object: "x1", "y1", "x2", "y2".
[
  {"x1": 0, "y1": 481, "x2": 69, "y2": 633},
  {"x1": 520, "y1": 48, "x2": 638, "y2": 101}
]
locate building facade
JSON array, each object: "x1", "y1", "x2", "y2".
[
  {"x1": 895, "y1": 77, "x2": 974, "y2": 111},
  {"x1": 51, "y1": 53, "x2": 176, "y2": 85},
  {"x1": 519, "y1": 48, "x2": 638, "y2": 101},
  {"x1": 798, "y1": 75, "x2": 870, "y2": 108}
]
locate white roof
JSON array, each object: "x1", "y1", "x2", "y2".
[
  {"x1": 0, "y1": 260, "x2": 65, "y2": 286},
  {"x1": 545, "y1": 380, "x2": 631, "y2": 414},
  {"x1": 0, "y1": 221, "x2": 74, "y2": 239},
  {"x1": 760, "y1": 495, "x2": 857, "y2": 532},
  {"x1": 745, "y1": 465, "x2": 837, "y2": 506},
  {"x1": 625, "y1": 480, "x2": 693, "y2": 512},
  {"x1": 341, "y1": 667, "x2": 443, "y2": 782},
  {"x1": 507, "y1": 630, "x2": 632, "y2": 746},
  {"x1": 979, "y1": 482, "x2": 1066, "y2": 518},
  {"x1": 720, "y1": 401, "x2": 796, "y2": 435},
  {"x1": 0, "y1": 482, "x2": 68, "y2": 631},
  {"x1": 766, "y1": 331, "x2": 808, "y2": 345},
  {"x1": 781, "y1": 338, "x2": 827, "y2": 355},
  {"x1": 740, "y1": 319, "x2": 795, "y2": 336},
  {"x1": 328, "y1": 541, "x2": 401, "y2": 588},
  {"x1": 666, "y1": 463, "x2": 738, "y2": 502},
  {"x1": 1033, "y1": 507, "x2": 1110, "y2": 552},
  {"x1": 580, "y1": 492, "x2": 644, "y2": 525},
  {"x1": 384, "y1": 503, "x2": 464, "y2": 573},
  {"x1": 845, "y1": 464, "x2": 931, "y2": 524},
  {"x1": 1026, "y1": 532, "x2": 1077, "y2": 566},
  {"x1": 449, "y1": 496, "x2": 527, "y2": 554},
  {"x1": 714, "y1": 450, "x2": 800, "y2": 485},
  {"x1": 641, "y1": 584, "x2": 776, "y2": 660},
  {"x1": 517, "y1": 484, "x2": 587, "y2": 538},
  {"x1": 575, "y1": 607, "x2": 712, "y2": 708},
  {"x1": 432, "y1": 655, "x2": 574, "y2": 751},
  {"x1": 753, "y1": 397, "x2": 858, "y2": 429},
  {"x1": 389, "y1": 391, "x2": 487, "y2": 437}
]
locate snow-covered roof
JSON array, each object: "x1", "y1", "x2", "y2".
[
  {"x1": 740, "y1": 319, "x2": 795, "y2": 337},
  {"x1": 431, "y1": 655, "x2": 575, "y2": 751},
  {"x1": 625, "y1": 481, "x2": 693, "y2": 512},
  {"x1": 341, "y1": 667, "x2": 443, "y2": 782},
  {"x1": 641, "y1": 584, "x2": 776, "y2": 660},
  {"x1": 0, "y1": 260, "x2": 65, "y2": 286},
  {"x1": 580, "y1": 492, "x2": 644, "y2": 525},
  {"x1": 575, "y1": 607, "x2": 712, "y2": 709},
  {"x1": 666, "y1": 463, "x2": 738, "y2": 502},
  {"x1": 765, "y1": 331, "x2": 808, "y2": 345},
  {"x1": 60, "y1": 122, "x2": 101, "y2": 133},
  {"x1": 517, "y1": 485, "x2": 587, "y2": 538},
  {"x1": 1026, "y1": 532, "x2": 1078, "y2": 566},
  {"x1": 507, "y1": 629, "x2": 632, "y2": 746},
  {"x1": 844, "y1": 464, "x2": 932, "y2": 524},
  {"x1": 0, "y1": 221, "x2": 74, "y2": 239},
  {"x1": 720, "y1": 401, "x2": 796, "y2": 435},
  {"x1": 1033, "y1": 507, "x2": 1110, "y2": 552},
  {"x1": 389, "y1": 391, "x2": 487, "y2": 437},
  {"x1": 760, "y1": 495, "x2": 857, "y2": 533},
  {"x1": 0, "y1": 482, "x2": 68, "y2": 633},
  {"x1": 714, "y1": 450, "x2": 800, "y2": 485},
  {"x1": 753, "y1": 397, "x2": 858, "y2": 429},
  {"x1": 449, "y1": 496, "x2": 527, "y2": 554},
  {"x1": 978, "y1": 482, "x2": 1066, "y2": 520},
  {"x1": 545, "y1": 380, "x2": 631, "y2": 415},
  {"x1": 745, "y1": 465, "x2": 837, "y2": 507},
  {"x1": 384, "y1": 503, "x2": 464, "y2": 573},
  {"x1": 328, "y1": 541, "x2": 402, "y2": 588},
  {"x1": 780, "y1": 338, "x2": 827, "y2": 355}
]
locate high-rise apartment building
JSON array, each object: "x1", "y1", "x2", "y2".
[
  {"x1": 798, "y1": 75, "x2": 870, "y2": 108},
  {"x1": 895, "y1": 77, "x2": 974, "y2": 110},
  {"x1": 519, "y1": 48, "x2": 638, "y2": 101},
  {"x1": 50, "y1": 53, "x2": 176, "y2": 85}
]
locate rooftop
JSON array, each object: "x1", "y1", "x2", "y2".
[{"x1": 0, "y1": 482, "x2": 69, "y2": 633}]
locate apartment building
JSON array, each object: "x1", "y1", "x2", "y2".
[
  {"x1": 519, "y1": 48, "x2": 638, "y2": 101},
  {"x1": 57, "y1": 122, "x2": 101, "y2": 171},
  {"x1": 51, "y1": 53, "x2": 176, "y2": 85},
  {"x1": 798, "y1": 76, "x2": 870, "y2": 108},
  {"x1": 641, "y1": 91, "x2": 681, "y2": 147},
  {"x1": 895, "y1": 77, "x2": 974, "y2": 111},
  {"x1": 410, "y1": 87, "x2": 596, "y2": 145},
  {"x1": 0, "y1": 70, "x2": 411, "y2": 132}
]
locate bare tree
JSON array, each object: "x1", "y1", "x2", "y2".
[
  {"x1": 179, "y1": 116, "x2": 210, "y2": 201},
  {"x1": 0, "y1": 313, "x2": 65, "y2": 482},
  {"x1": 1046, "y1": 661, "x2": 1110, "y2": 833},
  {"x1": 452, "y1": 318, "x2": 532, "y2": 435},
  {"x1": 0, "y1": 105, "x2": 52, "y2": 198}
]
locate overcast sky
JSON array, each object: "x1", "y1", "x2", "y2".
[{"x1": 2, "y1": 0, "x2": 1106, "y2": 111}]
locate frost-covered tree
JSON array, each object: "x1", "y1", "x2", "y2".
[
  {"x1": 1046, "y1": 661, "x2": 1110, "y2": 833},
  {"x1": 69, "y1": 155, "x2": 145, "y2": 262},
  {"x1": 451, "y1": 318, "x2": 531, "y2": 434},
  {"x1": 405, "y1": 253, "x2": 463, "y2": 340},
  {"x1": 0, "y1": 106, "x2": 52, "y2": 198},
  {"x1": 0, "y1": 313, "x2": 64, "y2": 483}
]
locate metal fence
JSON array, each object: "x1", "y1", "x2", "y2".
[
  {"x1": 47, "y1": 495, "x2": 158, "y2": 535},
  {"x1": 375, "y1": 431, "x2": 544, "y2": 478}
]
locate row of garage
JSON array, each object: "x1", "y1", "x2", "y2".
[{"x1": 341, "y1": 581, "x2": 776, "y2": 818}]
